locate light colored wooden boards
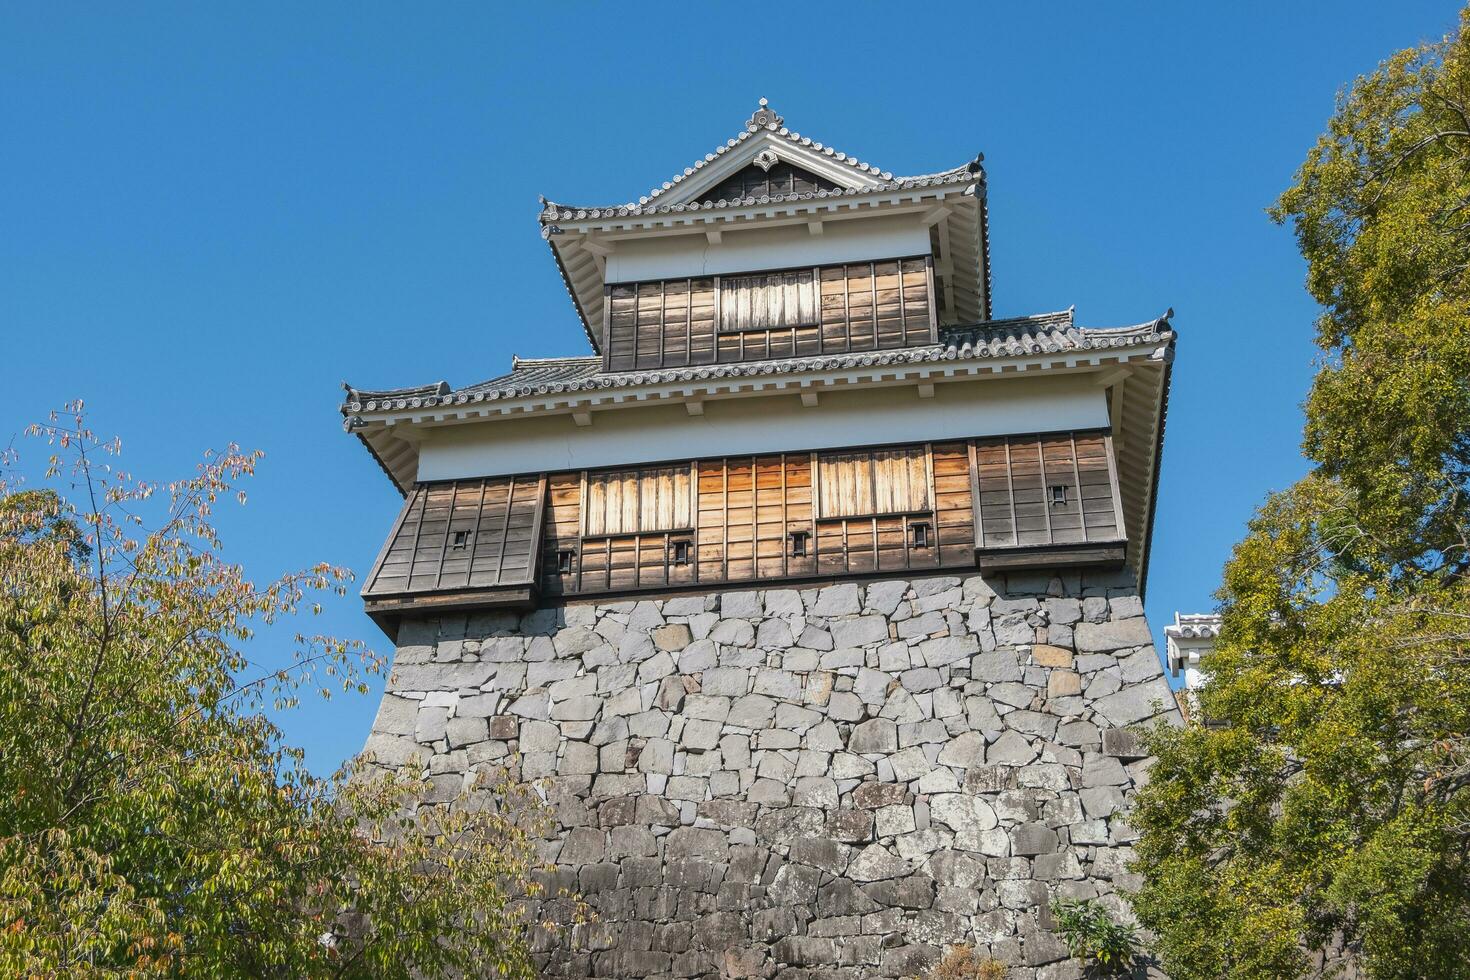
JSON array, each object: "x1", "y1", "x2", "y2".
[
  {"x1": 604, "y1": 257, "x2": 933, "y2": 371},
  {"x1": 368, "y1": 430, "x2": 1127, "y2": 606}
]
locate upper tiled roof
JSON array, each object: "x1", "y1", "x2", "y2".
[
  {"x1": 539, "y1": 98, "x2": 984, "y2": 223},
  {"x1": 342, "y1": 310, "x2": 1174, "y2": 413},
  {"x1": 541, "y1": 164, "x2": 981, "y2": 223}
]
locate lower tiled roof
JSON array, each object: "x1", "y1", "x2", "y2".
[{"x1": 343, "y1": 309, "x2": 1174, "y2": 414}]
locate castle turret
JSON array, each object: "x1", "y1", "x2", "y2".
[{"x1": 344, "y1": 99, "x2": 1181, "y2": 979}]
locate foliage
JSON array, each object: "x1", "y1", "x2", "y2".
[
  {"x1": 1049, "y1": 899, "x2": 1138, "y2": 976},
  {"x1": 1129, "y1": 11, "x2": 1470, "y2": 980},
  {"x1": 922, "y1": 943, "x2": 1008, "y2": 980},
  {"x1": 0, "y1": 404, "x2": 552, "y2": 977}
]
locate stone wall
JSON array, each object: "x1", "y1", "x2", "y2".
[{"x1": 362, "y1": 570, "x2": 1180, "y2": 979}]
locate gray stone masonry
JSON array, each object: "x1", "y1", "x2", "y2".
[{"x1": 361, "y1": 569, "x2": 1180, "y2": 979}]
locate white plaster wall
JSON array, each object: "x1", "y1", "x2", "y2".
[
  {"x1": 415, "y1": 375, "x2": 1110, "y2": 482},
  {"x1": 604, "y1": 213, "x2": 931, "y2": 283}
]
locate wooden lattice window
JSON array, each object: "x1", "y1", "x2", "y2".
[
  {"x1": 718, "y1": 270, "x2": 818, "y2": 332},
  {"x1": 583, "y1": 465, "x2": 693, "y2": 537},
  {"x1": 817, "y1": 447, "x2": 931, "y2": 518}
]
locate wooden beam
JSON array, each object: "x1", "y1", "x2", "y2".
[
  {"x1": 1093, "y1": 365, "x2": 1131, "y2": 388},
  {"x1": 920, "y1": 204, "x2": 953, "y2": 227},
  {"x1": 1108, "y1": 381, "x2": 1126, "y2": 452},
  {"x1": 978, "y1": 543, "x2": 1126, "y2": 572}
]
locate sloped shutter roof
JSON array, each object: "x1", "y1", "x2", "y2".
[{"x1": 363, "y1": 475, "x2": 547, "y2": 597}]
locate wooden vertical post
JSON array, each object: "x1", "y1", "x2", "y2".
[
  {"x1": 1036, "y1": 435, "x2": 1053, "y2": 544},
  {"x1": 968, "y1": 439, "x2": 984, "y2": 549},
  {"x1": 924, "y1": 254, "x2": 938, "y2": 344},
  {"x1": 434, "y1": 482, "x2": 460, "y2": 590},
  {"x1": 495, "y1": 476, "x2": 516, "y2": 585},
  {"x1": 1070, "y1": 432, "x2": 1088, "y2": 541},
  {"x1": 1004, "y1": 438, "x2": 1018, "y2": 547}
]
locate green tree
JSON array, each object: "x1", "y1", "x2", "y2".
[
  {"x1": 1129, "y1": 13, "x2": 1470, "y2": 980},
  {"x1": 0, "y1": 404, "x2": 550, "y2": 977}
]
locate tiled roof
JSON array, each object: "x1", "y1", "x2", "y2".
[
  {"x1": 1166, "y1": 613, "x2": 1223, "y2": 640},
  {"x1": 542, "y1": 163, "x2": 981, "y2": 223},
  {"x1": 342, "y1": 310, "x2": 1175, "y2": 413},
  {"x1": 539, "y1": 99, "x2": 984, "y2": 223}
]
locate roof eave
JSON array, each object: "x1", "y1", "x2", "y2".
[
  {"x1": 1135, "y1": 336, "x2": 1174, "y2": 599},
  {"x1": 347, "y1": 338, "x2": 1168, "y2": 432}
]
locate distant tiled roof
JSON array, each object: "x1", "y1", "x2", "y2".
[
  {"x1": 1166, "y1": 613, "x2": 1223, "y2": 640},
  {"x1": 342, "y1": 310, "x2": 1174, "y2": 413}
]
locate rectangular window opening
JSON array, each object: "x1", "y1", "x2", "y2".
[
  {"x1": 1050, "y1": 485, "x2": 1068, "y2": 506},
  {"x1": 584, "y1": 465, "x2": 693, "y2": 536},
  {"x1": 718, "y1": 269, "x2": 818, "y2": 332},
  {"x1": 911, "y1": 522, "x2": 931, "y2": 549},
  {"x1": 789, "y1": 530, "x2": 809, "y2": 558},
  {"x1": 556, "y1": 549, "x2": 575, "y2": 575},
  {"x1": 817, "y1": 447, "x2": 930, "y2": 518},
  {"x1": 451, "y1": 530, "x2": 470, "y2": 550},
  {"x1": 672, "y1": 540, "x2": 691, "y2": 566}
]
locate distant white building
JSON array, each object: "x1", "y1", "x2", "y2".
[{"x1": 1165, "y1": 612, "x2": 1221, "y2": 719}]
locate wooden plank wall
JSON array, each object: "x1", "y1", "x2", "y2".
[
  {"x1": 974, "y1": 432, "x2": 1124, "y2": 550},
  {"x1": 696, "y1": 161, "x2": 841, "y2": 205},
  {"x1": 604, "y1": 257, "x2": 934, "y2": 372},
  {"x1": 369, "y1": 431, "x2": 1125, "y2": 602},
  {"x1": 364, "y1": 475, "x2": 545, "y2": 596},
  {"x1": 540, "y1": 441, "x2": 979, "y2": 599}
]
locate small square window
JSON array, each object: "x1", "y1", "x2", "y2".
[
  {"x1": 556, "y1": 549, "x2": 575, "y2": 575},
  {"x1": 672, "y1": 540, "x2": 692, "y2": 566},
  {"x1": 789, "y1": 530, "x2": 809, "y2": 558},
  {"x1": 1050, "y1": 485, "x2": 1068, "y2": 506},
  {"x1": 911, "y1": 523, "x2": 931, "y2": 549},
  {"x1": 451, "y1": 530, "x2": 470, "y2": 550}
]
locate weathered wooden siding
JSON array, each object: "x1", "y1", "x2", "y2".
[
  {"x1": 365, "y1": 431, "x2": 1124, "y2": 606},
  {"x1": 696, "y1": 161, "x2": 840, "y2": 205},
  {"x1": 604, "y1": 257, "x2": 935, "y2": 372},
  {"x1": 363, "y1": 474, "x2": 545, "y2": 597},
  {"x1": 974, "y1": 432, "x2": 1124, "y2": 549}
]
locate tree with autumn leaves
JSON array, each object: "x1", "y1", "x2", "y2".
[
  {"x1": 1131, "y1": 12, "x2": 1470, "y2": 980},
  {"x1": 0, "y1": 406, "x2": 548, "y2": 977}
]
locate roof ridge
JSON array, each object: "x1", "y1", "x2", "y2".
[
  {"x1": 542, "y1": 167, "x2": 981, "y2": 222},
  {"x1": 540, "y1": 99, "x2": 983, "y2": 220},
  {"x1": 511, "y1": 354, "x2": 602, "y2": 367},
  {"x1": 634, "y1": 98, "x2": 893, "y2": 208}
]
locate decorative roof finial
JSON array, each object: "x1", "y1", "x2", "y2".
[{"x1": 746, "y1": 97, "x2": 783, "y2": 131}]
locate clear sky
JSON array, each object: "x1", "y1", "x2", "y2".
[{"x1": 3, "y1": 1, "x2": 1460, "y2": 776}]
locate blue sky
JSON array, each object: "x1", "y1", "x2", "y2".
[{"x1": 3, "y1": 2, "x2": 1459, "y2": 775}]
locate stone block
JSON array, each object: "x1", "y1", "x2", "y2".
[
  {"x1": 849, "y1": 718, "x2": 899, "y2": 754},
  {"x1": 752, "y1": 669, "x2": 802, "y2": 700},
  {"x1": 847, "y1": 844, "x2": 911, "y2": 882},
  {"x1": 1101, "y1": 727, "x2": 1145, "y2": 759},
  {"x1": 930, "y1": 793, "x2": 998, "y2": 833},
  {"x1": 811, "y1": 582, "x2": 862, "y2": 616},
  {"x1": 651, "y1": 623, "x2": 692, "y2": 652},
  {"x1": 1074, "y1": 617, "x2": 1153, "y2": 653},
  {"x1": 831, "y1": 615, "x2": 890, "y2": 647},
  {"x1": 1092, "y1": 677, "x2": 1175, "y2": 726},
  {"x1": 768, "y1": 862, "x2": 821, "y2": 905},
  {"x1": 971, "y1": 651, "x2": 1023, "y2": 682}
]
